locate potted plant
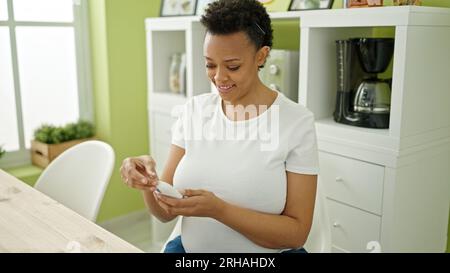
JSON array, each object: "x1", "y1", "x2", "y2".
[
  {"x1": 0, "y1": 145, "x2": 5, "y2": 160},
  {"x1": 31, "y1": 120, "x2": 95, "y2": 168}
]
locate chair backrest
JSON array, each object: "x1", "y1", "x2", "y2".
[
  {"x1": 160, "y1": 181, "x2": 332, "y2": 253},
  {"x1": 34, "y1": 140, "x2": 115, "y2": 222}
]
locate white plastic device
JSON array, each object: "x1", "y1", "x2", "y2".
[{"x1": 156, "y1": 180, "x2": 183, "y2": 199}]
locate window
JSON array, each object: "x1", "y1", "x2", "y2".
[{"x1": 0, "y1": 0, "x2": 92, "y2": 168}]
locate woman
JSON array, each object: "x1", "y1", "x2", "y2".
[{"x1": 120, "y1": 0, "x2": 318, "y2": 253}]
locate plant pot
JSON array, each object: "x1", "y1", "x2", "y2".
[{"x1": 31, "y1": 138, "x2": 95, "y2": 168}]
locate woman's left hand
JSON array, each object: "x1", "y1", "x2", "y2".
[{"x1": 153, "y1": 189, "x2": 226, "y2": 219}]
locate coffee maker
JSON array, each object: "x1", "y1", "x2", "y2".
[{"x1": 334, "y1": 38, "x2": 394, "y2": 129}]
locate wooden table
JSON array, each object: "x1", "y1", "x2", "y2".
[{"x1": 0, "y1": 169, "x2": 143, "y2": 253}]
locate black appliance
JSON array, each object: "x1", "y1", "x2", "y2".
[{"x1": 334, "y1": 38, "x2": 395, "y2": 129}]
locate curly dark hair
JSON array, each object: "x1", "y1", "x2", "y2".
[{"x1": 200, "y1": 0, "x2": 273, "y2": 51}]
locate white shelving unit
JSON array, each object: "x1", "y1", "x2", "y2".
[
  {"x1": 300, "y1": 6, "x2": 450, "y2": 253},
  {"x1": 145, "y1": 6, "x2": 450, "y2": 252}
]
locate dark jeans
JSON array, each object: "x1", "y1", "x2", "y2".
[{"x1": 163, "y1": 235, "x2": 308, "y2": 253}]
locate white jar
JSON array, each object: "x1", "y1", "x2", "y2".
[{"x1": 169, "y1": 53, "x2": 182, "y2": 94}]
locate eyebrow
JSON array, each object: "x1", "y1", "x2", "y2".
[{"x1": 205, "y1": 56, "x2": 241, "y2": 62}]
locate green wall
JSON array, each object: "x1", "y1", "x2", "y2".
[{"x1": 89, "y1": 0, "x2": 161, "y2": 222}]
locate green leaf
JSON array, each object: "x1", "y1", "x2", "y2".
[
  {"x1": 0, "y1": 145, "x2": 6, "y2": 159},
  {"x1": 33, "y1": 120, "x2": 95, "y2": 144}
]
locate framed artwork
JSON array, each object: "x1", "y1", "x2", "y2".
[
  {"x1": 259, "y1": 0, "x2": 292, "y2": 12},
  {"x1": 195, "y1": 0, "x2": 216, "y2": 16},
  {"x1": 289, "y1": 0, "x2": 334, "y2": 10},
  {"x1": 160, "y1": 0, "x2": 197, "y2": 17},
  {"x1": 347, "y1": 0, "x2": 368, "y2": 8},
  {"x1": 367, "y1": 0, "x2": 383, "y2": 6}
]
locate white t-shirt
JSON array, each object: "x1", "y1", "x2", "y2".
[{"x1": 170, "y1": 92, "x2": 319, "y2": 253}]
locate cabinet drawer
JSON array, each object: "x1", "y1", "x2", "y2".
[
  {"x1": 151, "y1": 111, "x2": 177, "y2": 143},
  {"x1": 319, "y1": 151, "x2": 384, "y2": 215},
  {"x1": 331, "y1": 245, "x2": 349, "y2": 253},
  {"x1": 328, "y1": 199, "x2": 381, "y2": 253}
]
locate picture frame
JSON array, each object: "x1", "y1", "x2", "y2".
[
  {"x1": 195, "y1": 0, "x2": 216, "y2": 16},
  {"x1": 259, "y1": 0, "x2": 292, "y2": 12},
  {"x1": 347, "y1": 0, "x2": 368, "y2": 8},
  {"x1": 160, "y1": 0, "x2": 197, "y2": 17},
  {"x1": 288, "y1": 0, "x2": 334, "y2": 10}
]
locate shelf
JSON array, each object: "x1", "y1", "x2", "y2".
[
  {"x1": 315, "y1": 117, "x2": 396, "y2": 148},
  {"x1": 300, "y1": 6, "x2": 450, "y2": 27},
  {"x1": 148, "y1": 92, "x2": 188, "y2": 112},
  {"x1": 146, "y1": 19, "x2": 211, "y2": 100},
  {"x1": 300, "y1": 6, "x2": 450, "y2": 163},
  {"x1": 315, "y1": 117, "x2": 401, "y2": 167},
  {"x1": 145, "y1": 6, "x2": 450, "y2": 28},
  {"x1": 298, "y1": 26, "x2": 399, "y2": 142},
  {"x1": 145, "y1": 16, "x2": 198, "y2": 31}
]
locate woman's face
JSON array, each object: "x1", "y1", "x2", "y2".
[{"x1": 203, "y1": 31, "x2": 268, "y2": 102}]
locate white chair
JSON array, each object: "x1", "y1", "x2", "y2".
[
  {"x1": 34, "y1": 140, "x2": 115, "y2": 222},
  {"x1": 160, "y1": 182, "x2": 332, "y2": 253}
]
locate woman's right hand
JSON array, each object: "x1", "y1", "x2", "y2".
[{"x1": 120, "y1": 155, "x2": 159, "y2": 192}]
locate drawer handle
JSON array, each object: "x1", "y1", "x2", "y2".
[
  {"x1": 333, "y1": 222, "x2": 341, "y2": 228},
  {"x1": 335, "y1": 177, "x2": 344, "y2": 182}
]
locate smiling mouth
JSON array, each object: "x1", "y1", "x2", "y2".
[{"x1": 217, "y1": 84, "x2": 236, "y2": 93}]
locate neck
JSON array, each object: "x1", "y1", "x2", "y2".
[
  {"x1": 221, "y1": 79, "x2": 278, "y2": 121},
  {"x1": 222, "y1": 79, "x2": 274, "y2": 108}
]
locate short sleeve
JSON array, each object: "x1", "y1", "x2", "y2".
[
  {"x1": 171, "y1": 104, "x2": 186, "y2": 149},
  {"x1": 285, "y1": 113, "x2": 319, "y2": 175}
]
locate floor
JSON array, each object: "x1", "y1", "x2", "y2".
[{"x1": 99, "y1": 209, "x2": 165, "y2": 253}]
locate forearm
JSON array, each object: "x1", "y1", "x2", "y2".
[
  {"x1": 142, "y1": 191, "x2": 176, "y2": 223},
  {"x1": 143, "y1": 145, "x2": 185, "y2": 223},
  {"x1": 214, "y1": 202, "x2": 308, "y2": 250}
]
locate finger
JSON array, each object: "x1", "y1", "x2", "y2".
[
  {"x1": 154, "y1": 193, "x2": 171, "y2": 212},
  {"x1": 136, "y1": 156, "x2": 156, "y2": 173},
  {"x1": 154, "y1": 193, "x2": 193, "y2": 216},
  {"x1": 143, "y1": 163, "x2": 158, "y2": 180},
  {"x1": 157, "y1": 194, "x2": 198, "y2": 208},
  {"x1": 127, "y1": 169, "x2": 151, "y2": 185},
  {"x1": 182, "y1": 189, "x2": 206, "y2": 197},
  {"x1": 137, "y1": 156, "x2": 156, "y2": 172},
  {"x1": 166, "y1": 206, "x2": 192, "y2": 217},
  {"x1": 155, "y1": 193, "x2": 178, "y2": 206},
  {"x1": 133, "y1": 160, "x2": 153, "y2": 180},
  {"x1": 120, "y1": 165, "x2": 131, "y2": 181},
  {"x1": 142, "y1": 156, "x2": 156, "y2": 169}
]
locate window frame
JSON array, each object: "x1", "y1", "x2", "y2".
[{"x1": 0, "y1": 0, "x2": 93, "y2": 168}]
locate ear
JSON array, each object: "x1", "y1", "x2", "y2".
[{"x1": 256, "y1": 46, "x2": 271, "y2": 67}]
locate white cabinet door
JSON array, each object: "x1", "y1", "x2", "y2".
[
  {"x1": 328, "y1": 199, "x2": 382, "y2": 253},
  {"x1": 319, "y1": 151, "x2": 384, "y2": 215},
  {"x1": 150, "y1": 111, "x2": 177, "y2": 174},
  {"x1": 152, "y1": 111, "x2": 176, "y2": 144}
]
